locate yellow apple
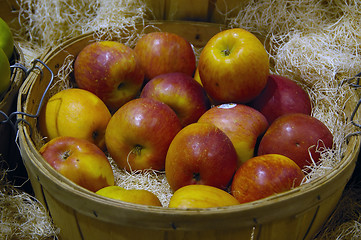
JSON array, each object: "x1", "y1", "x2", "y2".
[
  {"x1": 168, "y1": 184, "x2": 239, "y2": 209},
  {"x1": 0, "y1": 17, "x2": 14, "y2": 60},
  {"x1": 39, "y1": 88, "x2": 111, "y2": 150},
  {"x1": 193, "y1": 67, "x2": 202, "y2": 86},
  {"x1": 96, "y1": 186, "x2": 162, "y2": 206},
  {"x1": 0, "y1": 48, "x2": 10, "y2": 95},
  {"x1": 198, "y1": 28, "x2": 269, "y2": 103}
]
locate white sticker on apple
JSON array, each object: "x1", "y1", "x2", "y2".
[{"x1": 217, "y1": 103, "x2": 237, "y2": 109}]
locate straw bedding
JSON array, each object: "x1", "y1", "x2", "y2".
[
  {"x1": 0, "y1": 161, "x2": 58, "y2": 239},
  {"x1": 2, "y1": 0, "x2": 361, "y2": 239}
]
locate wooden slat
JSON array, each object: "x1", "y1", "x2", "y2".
[
  {"x1": 211, "y1": 0, "x2": 246, "y2": 23},
  {"x1": 165, "y1": 0, "x2": 210, "y2": 21},
  {"x1": 0, "y1": 0, "x2": 21, "y2": 30},
  {"x1": 43, "y1": 189, "x2": 84, "y2": 240},
  {"x1": 143, "y1": 0, "x2": 166, "y2": 20}
]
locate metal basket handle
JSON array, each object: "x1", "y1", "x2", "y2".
[{"x1": 0, "y1": 59, "x2": 54, "y2": 135}]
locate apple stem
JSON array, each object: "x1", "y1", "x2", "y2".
[
  {"x1": 61, "y1": 150, "x2": 71, "y2": 160},
  {"x1": 222, "y1": 48, "x2": 231, "y2": 56},
  {"x1": 133, "y1": 144, "x2": 143, "y2": 155},
  {"x1": 117, "y1": 82, "x2": 125, "y2": 90},
  {"x1": 92, "y1": 131, "x2": 98, "y2": 141},
  {"x1": 193, "y1": 172, "x2": 201, "y2": 181}
]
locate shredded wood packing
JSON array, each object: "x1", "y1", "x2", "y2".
[
  {"x1": 0, "y1": 163, "x2": 59, "y2": 239},
  {"x1": 3, "y1": 0, "x2": 361, "y2": 239}
]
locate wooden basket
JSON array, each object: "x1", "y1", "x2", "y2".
[
  {"x1": 17, "y1": 21, "x2": 360, "y2": 240},
  {"x1": 0, "y1": 0, "x2": 21, "y2": 30},
  {"x1": 0, "y1": 42, "x2": 25, "y2": 159},
  {"x1": 143, "y1": 0, "x2": 244, "y2": 23}
]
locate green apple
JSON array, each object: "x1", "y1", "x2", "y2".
[
  {"x1": 0, "y1": 48, "x2": 10, "y2": 95},
  {"x1": 0, "y1": 17, "x2": 14, "y2": 60}
]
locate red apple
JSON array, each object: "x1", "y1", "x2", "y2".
[
  {"x1": 140, "y1": 72, "x2": 211, "y2": 127},
  {"x1": 134, "y1": 32, "x2": 196, "y2": 81},
  {"x1": 105, "y1": 98, "x2": 182, "y2": 171},
  {"x1": 257, "y1": 113, "x2": 334, "y2": 170},
  {"x1": 198, "y1": 103, "x2": 268, "y2": 166},
  {"x1": 198, "y1": 28, "x2": 269, "y2": 103},
  {"x1": 231, "y1": 154, "x2": 304, "y2": 203},
  {"x1": 39, "y1": 136, "x2": 115, "y2": 192},
  {"x1": 165, "y1": 122, "x2": 238, "y2": 191},
  {"x1": 74, "y1": 41, "x2": 144, "y2": 112},
  {"x1": 249, "y1": 74, "x2": 312, "y2": 124}
]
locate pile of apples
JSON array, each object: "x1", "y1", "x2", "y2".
[{"x1": 39, "y1": 27, "x2": 334, "y2": 208}]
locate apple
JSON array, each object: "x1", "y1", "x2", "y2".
[
  {"x1": 105, "y1": 97, "x2": 182, "y2": 171},
  {"x1": 39, "y1": 136, "x2": 114, "y2": 192},
  {"x1": 198, "y1": 103, "x2": 268, "y2": 166},
  {"x1": 140, "y1": 72, "x2": 211, "y2": 127},
  {"x1": 168, "y1": 184, "x2": 239, "y2": 209},
  {"x1": 165, "y1": 122, "x2": 238, "y2": 192},
  {"x1": 249, "y1": 74, "x2": 312, "y2": 124},
  {"x1": 74, "y1": 41, "x2": 144, "y2": 112},
  {"x1": 39, "y1": 88, "x2": 111, "y2": 150},
  {"x1": 198, "y1": 28, "x2": 269, "y2": 103},
  {"x1": 0, "y1": 17, "x2": 14, "y2": 60},
  {"x1": 193, "y1": 67, "x2": 202, "y2": 86},
  {"x1": 231, "y1": 154, "x2": 305, "y2": 204},
  {"x1": 96, "y1": 186, "x2": 162, "y2": 206},
  {"x1": 257, "y1": 113, "x2": 334, "y2": 170},
  {"x1": 134, "y1": 31, "x2": 196, "y2": 81},
  {"x1": 0, "y1": 48, "x2": 10, "y2": 95}
]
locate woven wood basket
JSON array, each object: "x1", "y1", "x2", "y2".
[
  {"x1": 0, "y1": 0, "x2": 21, "y2": 30},
  {"x1": 143, "y1": 0, "x2": 243, "y2": 23},
  {"x1": 17, "y1": 21, "x2": 360, "y2": 240},
  {"x1": 0, "y1": 42, "x2": 25, "y2": 159}
]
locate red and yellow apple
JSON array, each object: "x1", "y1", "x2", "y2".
[
  {"x1": 39, "y1": 88, "x2": 111, "y2": 150},
  {"x1": 39, "y1": 136, "x2": 114, "y2": 192},
  {"x1": 140, "y1": 72, "x2": 211, "y2": 127},
  {"x1": 198, "y1": 103, "x2": 268, "y2": 166},
  {"x1": 134, "y1": 31, "x2": 196, "y2": 81},
  {"x1": 165, "y1": 122, "x2": 238, "y2": 191},
  {"x1": 198, "y1": 28, "x2": 269, "y2": 103},
  {"x1": 231, "y1": 154, "x2": 305, "y2": 204},
  {"x1": 250, "y1": 74, "x2": 312, "y2": 124},
  {"x1": 257, "y1": 113, "x2": 334, "y2": 170},
  {"x1": 74, "y1": 41, "x2": 144, "y2": 112},
  {"x1": 105, "y1": 98, "x2": 182, "y2": 171},
  {"x1": 96, "y1": 186, "x2": 162, "y2": 206},
  {"x1": 168, "y1": 184, "x2": 239, "y2": 209}
]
